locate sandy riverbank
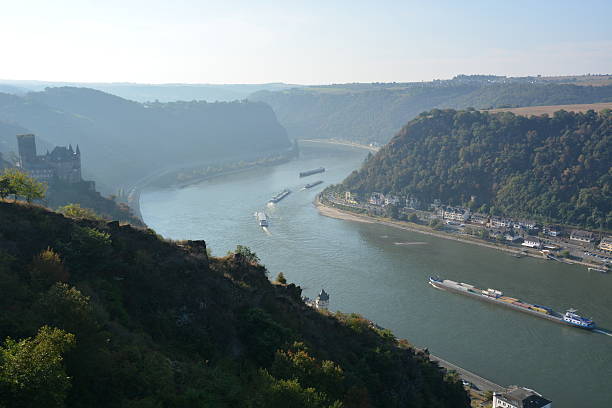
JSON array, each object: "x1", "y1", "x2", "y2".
[{"x1": 315, "y1": 197, "x2": 602, "y2": 269}]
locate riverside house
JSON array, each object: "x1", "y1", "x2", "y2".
[
  {"x1": 493, "y1": 386, "x2": 552, "y2": 408},
  {"x1": 570, "y1": 229, "x2": 594, "y2": 243},
  {"x1": 599, "y1": 237, "x2": 612, "y2": 253},
  {"x1": 522, "y1": 236, "x2": 542, "y2": 249}
]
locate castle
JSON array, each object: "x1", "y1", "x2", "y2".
[{"x1": 16, "y1": 134, "x2": 83, "y2": 184}]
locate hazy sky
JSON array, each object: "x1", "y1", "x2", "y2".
[{"x1": 1, "y1": 0, "x2": 611, "y2": 84}]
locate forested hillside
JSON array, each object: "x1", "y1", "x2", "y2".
[
  {"x1": 251, "y1": 81, "x2": 612, "y2": 144},
  {"x1": 341, "y1": 109, "x2": 612, "y2": 230},
  {"x1": 0, "y1": 87, "x2": 291, "y2": 189},
  {"x1": 0, "y1": 201, "x2": 469, "y2": 407}
]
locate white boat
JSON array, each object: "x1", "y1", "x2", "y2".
[{"x1": 256, "y1": 212, "x2": 269, "y2": 227}]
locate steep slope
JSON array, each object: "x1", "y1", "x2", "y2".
[
  {"x1": 340, "y1": 109, "x2": 611, "y2": 230},
  {"x1": 0, "y1": 201, "x2": 469, "y2": 407},
  {"x1": 0, "y1": 87, "x2": 291, "y2": 189},
  {"x1": 251, "y1": 81, "x2": 612, "y2": 144}
]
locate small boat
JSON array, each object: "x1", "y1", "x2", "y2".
[
  {"x1": 588, "y1": 267, "x2": 608, "y2": 273},
  {"x1": 256, "y1": 212, "x2": 268, "y2": 227}
]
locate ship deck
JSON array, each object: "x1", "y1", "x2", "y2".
[{"x1": 430, "y1": 280, "x2": 569, "y2": 326}]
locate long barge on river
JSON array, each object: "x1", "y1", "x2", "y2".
[
  {"x1": 268, "y1": 189, "x2": 291, "y2": 204},
  {"x1": 299, "y1": 167, "x2": 325, "y2": 177},
  {"x1": 429, "y1": 277, "x2": 596, "y2": 330},
  {"x1": 304, "y1": 180, "x2": 323, "y2": 189}
]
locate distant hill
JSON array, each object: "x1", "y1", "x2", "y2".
[
  {"x1": 0, "y1": 80, "x2": 296, "y2": 102},
  {"x1": 250, "y1": 78, "x2": 612, "y2": 144},
  {"x1": 0, "y1": 201, "x2": 469, "y2": 407},
  {"x1": 340, "y1": 109, "x2": 612, "y2": 230},
  {"x1": 0, "y1": 87, "x2": 291, "y2": 189}
]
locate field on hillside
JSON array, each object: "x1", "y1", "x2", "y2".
[{"x1": 487, "y1": 102, "x2": 612, "y2": 116}]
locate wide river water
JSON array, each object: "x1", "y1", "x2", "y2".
[{"x1": 141, "y1": 143, "x2": 612, "y2": 407}]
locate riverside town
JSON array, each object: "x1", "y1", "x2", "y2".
[{"x1": 322, "y1": 190, "x2": 612, "y2": 271}]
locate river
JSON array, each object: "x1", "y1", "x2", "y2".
[{"x1": 141, "y1": 143, "x2": 612, "y2": 408}]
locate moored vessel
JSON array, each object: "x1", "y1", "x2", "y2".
[{"x1": 428, "y1": 276, "x2": 596, "y2": 330}]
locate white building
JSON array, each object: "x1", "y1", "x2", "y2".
[
  {"x1": 570, "y1": 230, "x2": 594, "y2": 243},
  {"x1": 315, "y1": 289, "x2": 329, "y2": 310},
  {"x1": 384, "y1": 195, "x2": 400, "y2": 206},
  {"x1": 489, "y1": 217, "x2": 512, "y2": 228},
  {"x1": 493, "y1": 386, "x2": 551, "y2": 408},
  {"x1": 470, "y1": 213, "x2": 489, "y2": 225},
  {"x1": 369, "y1": 192, "x2": 385, "y2": 206},
  {"x1": 521, "y1": 236, "x2": 541, "y2": 249},
  {"x1": 443, "y1": 207, "x2": 470, "y2": 222}
]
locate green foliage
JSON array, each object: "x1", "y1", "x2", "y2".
[
  {"x1": 408, "y1": 213, "x2": 419, "y2": 223},
  {"x1": 239, "y1": 308, "x2": 293, "y2": 365},
  {"x1": 29, "y1": 247, "x2": 69, "y2": 288},
  {"x1": 0, "y1": 326, "x2": 75, "y2": 408},
  {"x1": 0, "y1": 201, "x2": 470, "y2": 408},
  {"x1": 253, "y1": 369, "x2": 340, "y2": 408},
  {"x1": 271, "y1": 342, "x2": 344, "y2": 402},
  {"x1": 429, "y1": 218, "x2": 443, "y2": 230},
  {"x1": 0, "y1": 168, "x2": 46, "y2": 202},
  {"x1": 235, "y1": 245, "x2": 260, "y2": 264},
  {"x1": 275, "y1": 272, "x2": 287, "y2": 284},
  {"x1": 58, "y1": 203, "x2": 102, "y2": 221},
  {"x1": 343, "y1": 109, "x2": 612, "y2": 230}
]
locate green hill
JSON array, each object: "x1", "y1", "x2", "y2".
[
  {"x1": 250, "y1": 79, "x2": 612, "y2": 145},
  {"x1": 340, "y1": 108, "x2": 612, "y2": 230},
  {"x1": 0, "y1": 87, "x2": 291, "y2": 190},
  {"x1": 0, "y1": 201, "x2": 469, "y2": 407}
]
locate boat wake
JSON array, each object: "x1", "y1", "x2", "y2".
[
  {"x1": 593, "y1": 329, "x2": 612, "y2": 337},
  {"x1": 262, "y1": 227, "x2": 271, "y2": 235}
]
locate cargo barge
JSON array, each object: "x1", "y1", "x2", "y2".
[
  {"x1": 304, "y1": 180, "x2": 323, "y2": 189},
  {"x1": 299, "y1": 167, "x2": 325, "y2": 177},
  {"x1": 429, "y1": 277, "x2": 596, "y2": 330},
  {"x1": 268, "y1": 189, "x2": 291, "y2": 204}
]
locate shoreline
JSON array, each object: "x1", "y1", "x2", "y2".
[{"x1": 315, "y1": 196, "x2": 602, "y2": 269}]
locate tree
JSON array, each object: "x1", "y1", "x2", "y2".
[
  {"x1": 0, "y1": 177, "x2": 13, "y2": 200},
  {"x1": 429, "y1": 218, "x2": 443, "y2": 230},
  {"x1": 235, "y1": 245, "x2": 260, "y2": 264},
  {"x1": 276, "y1": 272, "x2": 287, "y2": 285},
  {"x1": 29, "y1": 247, "x2": 69, "y2": 287},
  {"x1": 0, "y1": 326, "x2": 75, "y2": 408},
  {"x1": 407, "y1": 213, "x2": 419, "y2": 223},
  {"x1": 58, "y1": 203, "x2": 102, "y2": 221},
  {"x1": 0, "y1": 168, "x2": 46, "y2": 202},
  {"x1": 385, "y1": 204, "x2": 399, "y2": 219}
]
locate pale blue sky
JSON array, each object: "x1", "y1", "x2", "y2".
[{"x1": 1, "y1": 0, "x2": 611, "y2": 84}]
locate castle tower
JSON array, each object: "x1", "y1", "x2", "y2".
[
  {"x1": 16, "y1": 134, "x2": 37, "y2": 165},
  {"x1": 315, "y1": 289, "x2": 329, "y2": 310}
]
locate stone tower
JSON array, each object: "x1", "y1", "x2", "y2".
[
  {"x1": 17, "y1": 134, "x2": 37, "y2": 165},
  {"x1": 315, "y1": 289, "x2": 329, "y2": 310}
]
